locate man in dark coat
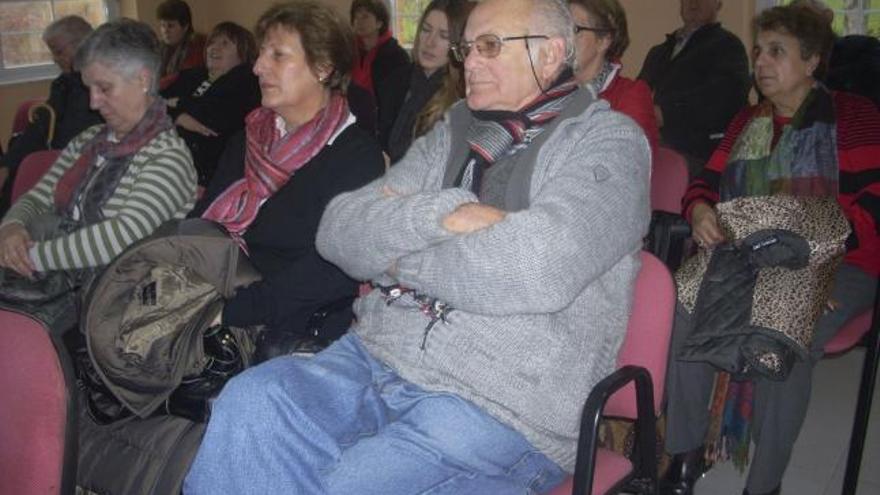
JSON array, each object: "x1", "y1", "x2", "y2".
[
  {"x1": 0, "y1": 15, "x2": 102, "y2": 213},
  {"x1": 638, "y1": 0, "x2": 750, "y2": 176}
]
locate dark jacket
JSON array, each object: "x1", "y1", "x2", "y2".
[
  {"x1": 377, "y1": 63, "x2": 446, "y2": 163},
  {"x1": 190, "y1": 122, "x2": 385, "y2": 338},
  {"x1": 1, "y1": 72, "x2": 102, "y2": 211},
  {"x1": 638, "y1": 23, "x2": 750, "y2": 168},
  {"x1": 826, "y1": 34, "x2": 880, "y2": 108},
  {"x1": 161, "y1": 64, "x2": 261, "y2": 185}
]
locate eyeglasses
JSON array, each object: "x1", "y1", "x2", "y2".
[
  {"x1": 575, "y1": 25, "x2": 613, "y2": 35},
  {"x1": 450, "y1": 33, "x2": 549, "y2": 62}
]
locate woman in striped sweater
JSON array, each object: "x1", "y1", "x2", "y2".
[{"x1": 0, "y1": 19, "x2": 196, "y2": 333}]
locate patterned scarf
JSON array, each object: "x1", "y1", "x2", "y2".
[
  {"x1": 454, "y1": 68, "x2": 578, "y2": 195},
  {"x1": 201, "y1": 94, "x2": 349, "y2": 245},
  {"x1": 351, "y1": 29, "x2": 394, "y2": 95},
  {"x1": 54, "y1": 98, "x2": 173, "y2": 223},
  {"x1": 720, "y1": 86, "x2": 838, "y2": 201}
]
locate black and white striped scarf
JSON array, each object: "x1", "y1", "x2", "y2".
[{"x1": 455, "y1": 68, "x2": 578, "y2": 194}]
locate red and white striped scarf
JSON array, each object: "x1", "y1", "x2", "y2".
[{"x1": 201, "y1": 94, "x2": 349, "y2": 245}]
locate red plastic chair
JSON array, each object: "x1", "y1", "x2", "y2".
[
  {"x1": 822, "y1": 302, "x2": 879, "y2": 495},
  {"x1": 650, "y1": 147, "x2": 689, "y2": 215},
  {"x1": 11, "y1": 149, "x2": 61, "y2": 202},
  {"x1": 549, "y1": 251, "x2": 675, "y2": 495},
  {"x1": 646, "y1": 147, "x2": 691, "y2": 271},
  {"x1": 0, "y1": 310, "x2": 77, "y2": 495}
]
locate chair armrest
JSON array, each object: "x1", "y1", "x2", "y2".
[{"x1": 572, "y1": 365, "x2": 656, "y2": 495}]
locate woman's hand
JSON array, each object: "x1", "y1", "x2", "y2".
[
  {"x1": 176, "y1": 113, "x2": 218, "y2": 137},
  {"x1": 0, "y1": 223, "x2": 35, "y2": 277},
  {"x1": 691, "y1": 202, "x2": 725, "y2": 248}
]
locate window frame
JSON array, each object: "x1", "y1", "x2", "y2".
[{"x1": 0, "y1": 0, "x2": 118, "y2": 86}]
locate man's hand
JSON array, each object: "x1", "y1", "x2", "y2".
[
  {"x1": 176, "y1": 113, "x2": 218, "y2": 137},
  {"x1": 442, "y1": 203, "x2": 506, "y2": 234},
  {"x1": 691, "y1": 202, "x2": 725, "y2": 248},
  {"x1": 0, "y1": 223, "x2": 35, "y2": 277}
]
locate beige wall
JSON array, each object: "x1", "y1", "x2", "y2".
[{"x1": 0, "y1": 0, "x2": 757, "y2": 148}]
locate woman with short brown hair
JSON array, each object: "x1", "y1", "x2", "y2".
[{"x1": 185, "y1": 0, "x2": 384, "y2": 357}]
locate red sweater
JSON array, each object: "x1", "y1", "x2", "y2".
[
  {"x1": 600, "y1": 74, "x2": 659, "y2": 153},
  {"x1": 683, "y1": 91, "x2": 880, "y2": 276}
]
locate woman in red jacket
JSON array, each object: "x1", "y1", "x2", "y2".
[{"x1": 569, "y1": 0, "x2": 658, "y2": 152}]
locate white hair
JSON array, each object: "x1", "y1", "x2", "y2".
[{"x1": 528, "y1": 0, "x2": 577, "y2": 70}]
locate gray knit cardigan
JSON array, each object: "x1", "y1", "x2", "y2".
[{"x1": 316, "y1": 87, "x2": 651, "y2": 472}]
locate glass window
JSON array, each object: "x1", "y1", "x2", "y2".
[
  {"x1": 390, "y1": 0, "x2": 430, "y2": 48},
  {"x1": 770, "y1": 0, "x2": 880, "y2": 36},
  {"x1": 0, "y1": 0, "x2": 111, "y2": 85}
]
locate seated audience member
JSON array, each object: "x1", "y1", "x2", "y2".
[
  {"x1": 0, "y1": 15, "x2": 101, "y2": 212},
  {"x1": 378, "y1": 0, "x2": 471, "y2": 164},
  {"x1": 187, "y1": 2, "x2": 384, "y2": 355},
  {"x1": 0, "y1": 19, "x2": 196, "y2": 335},
  {"x1": 569, "y1": 0, "x2": 658, "y2": 152},
  {"x1": 157, "y1": 0, "x2": 206, "y2": 89},
  {"x1": 162, "y1": 22, "x2": 260, "y2": 185},
  {"x1": 184, "y1": 0, "x2": 650, "y2": 493},
  {"x1": 661, "y1": 5, "x2": 880, "y2": 495},
  {"x1": 638, "y1": 0, "x2": 750, "y2": 176},
  {"x1": 350, "y1": 0, "x2": 410, "y2": 104}
]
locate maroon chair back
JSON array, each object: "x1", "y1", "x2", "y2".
[
  {"x1": 11, "y1": 150, "x2": 61, "y2": 203},
  {"x1": 605, "y1": 251, "x2": 675, "y2": 418},
  {"x1": 0, "y1": 310, "x2": 76, "y2": 495},
  {"x1": 651, "y1": 147, "x2": 689, "y2": 215}
]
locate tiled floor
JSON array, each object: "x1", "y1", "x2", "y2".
[{"x1": 692, "y1": 348, "x2": 880, "y2": 495}]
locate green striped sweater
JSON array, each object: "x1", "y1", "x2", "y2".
[{"x1": 1, "y1": 125, "x2": 197, "y2": 272}]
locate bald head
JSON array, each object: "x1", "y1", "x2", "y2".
[{"x1": 463, "y1": 0, "x2": 574, "y2": 111}]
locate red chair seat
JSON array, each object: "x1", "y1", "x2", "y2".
[
  {"x1": 824, "y1": 309, "x2": 873, "y2": 355},
  {"x1": 0, "y1": 310, "x2": 70, "y2": 494},
  {"x1": 547, "y1": 449, "x2": 632, "y2": 495}
]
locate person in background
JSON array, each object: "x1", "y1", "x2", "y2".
[
  {"x1": 162, "y1": 22, "x2": 261, "y2": 186},
  {"x1": 569, "y1": 0, "x2": 658, "y2": 153},
  {"x1": 0, "y1": 16, "x2": 102, "y2": 214},
  {"x1": 183, "y1": 0, "x2": 650, "y2": 493},
  {"x1": 638, "y1": 0, "x2": 750, "y2": 177},
  {"x1": 0, "y1": 19, "x2": 196, "y2": 334},
  {"x1": 186, "y1": 1, "x2": 384, "y2": 357},
  {"x1": 349, "y1": 0, "x2": 410, "y2": 110},
  {"x1": 378, "y1": 0, "x2": 472, "y2": 164},
  {"x1": 661, "y1": 5, "x2": 880, "y2": 495},
  {"x1": 156, "y1": 0, "x2": 206, "y2": 90}
]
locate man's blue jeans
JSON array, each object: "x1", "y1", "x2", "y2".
[{"x1": 184, "y1": 333, "x2": 566, "y2": 494}]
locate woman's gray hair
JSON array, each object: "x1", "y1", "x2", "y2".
[
  {"x1": 75, "y1": 19, "x2": 162, "y2": 94},
  {"x1": 529, "y1": 0, "x2": 577, "y2": 70},
  {"x1": 43, "y1": 15, "x2": 93, "y2": 46}
]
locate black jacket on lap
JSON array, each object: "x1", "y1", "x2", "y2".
[
  {"x1": 162, "y1": 64, "x2": 261, "y2": 185},
  {"x1": 638, "y1": 23, "x2": 750, "y2": 167},
  {"x1": 189, "y1": 123, "x2": 385, "y2": 338}
]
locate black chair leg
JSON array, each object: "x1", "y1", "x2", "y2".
[{"x1": 841, "y1": 287, "x2": 880, "y2": 495}]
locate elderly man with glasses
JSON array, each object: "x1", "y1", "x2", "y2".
[{"x1": 184, "y1": 0, "x2": 650, "y2": 493}]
